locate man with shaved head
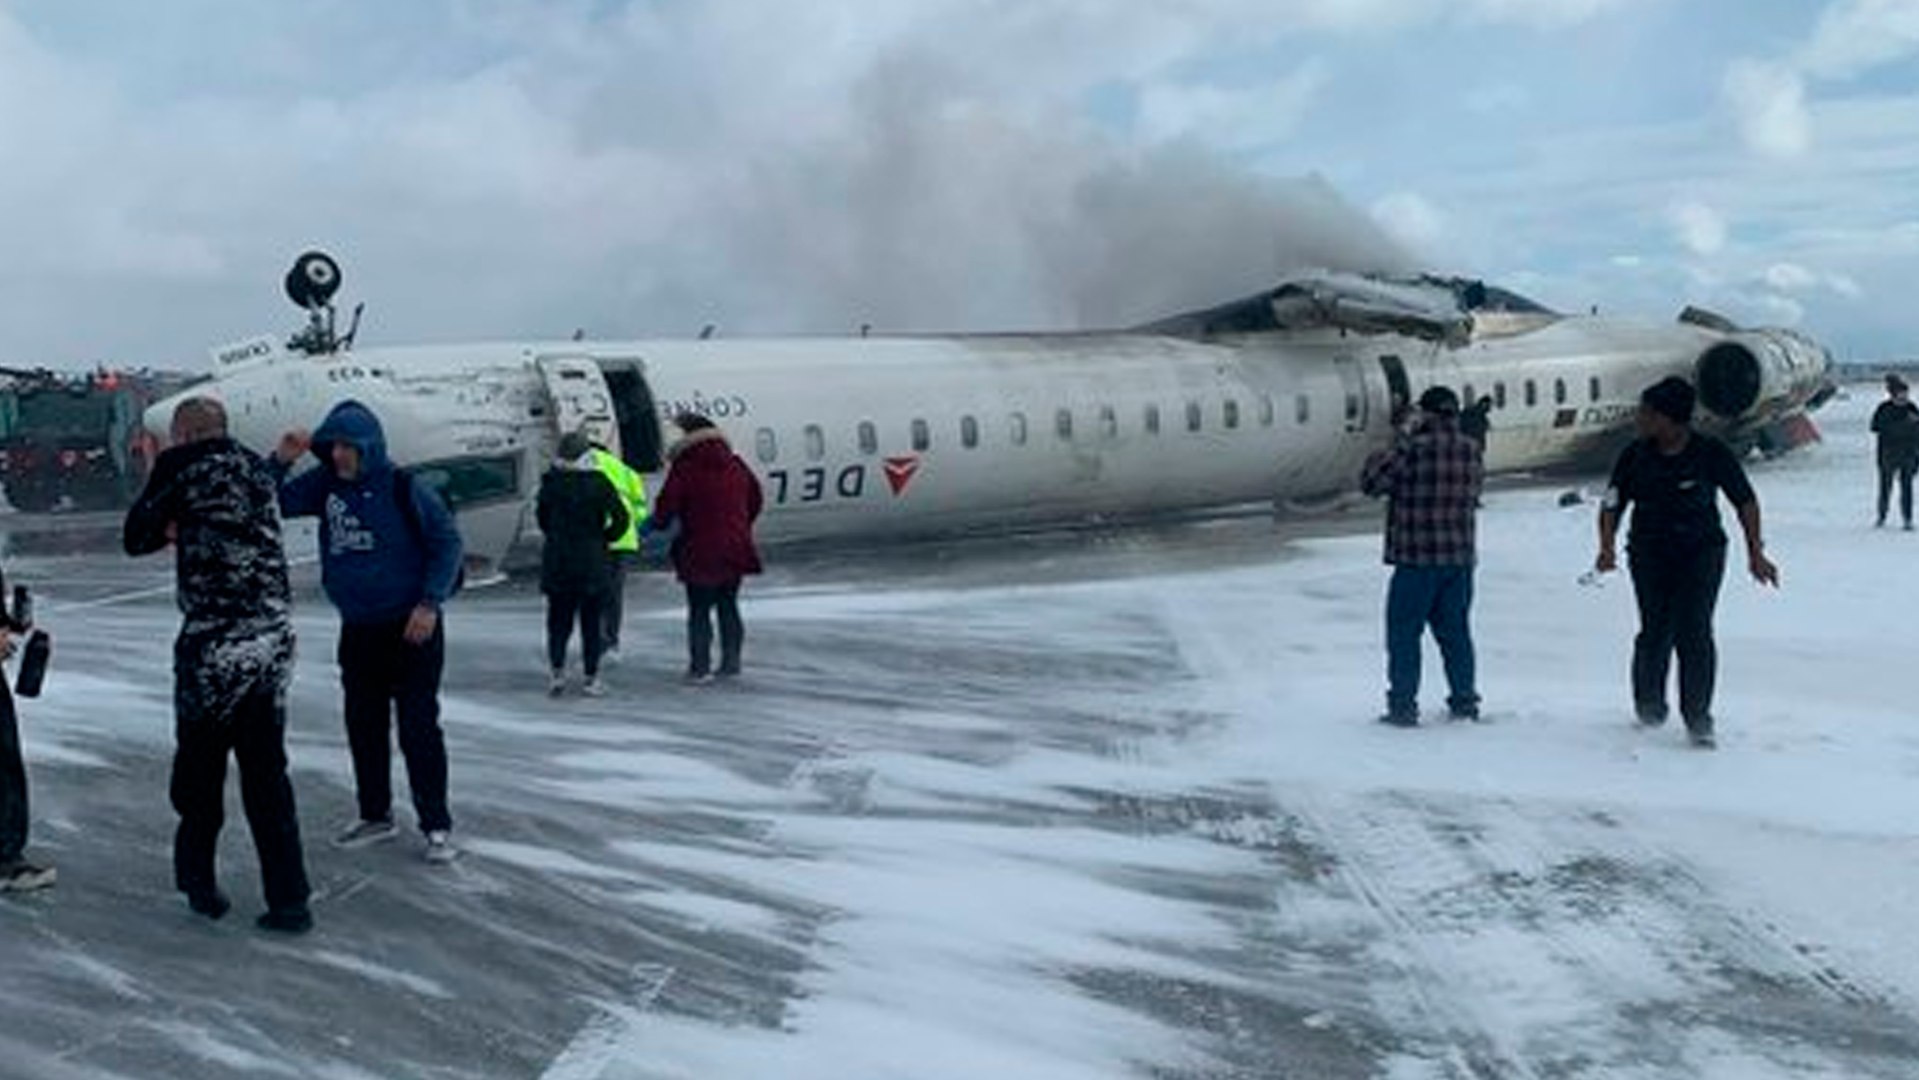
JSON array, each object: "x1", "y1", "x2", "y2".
[{"x1": 125, "y1": 396, "x2": 313, "y2": 933}]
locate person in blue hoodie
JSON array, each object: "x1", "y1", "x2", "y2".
[{"x1": 271, "y1": 401, "x2": 464, "y2": 864}]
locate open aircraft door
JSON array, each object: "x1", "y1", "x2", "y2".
[
  {"x1": 535, "y1": 354, "x2": 622, "y2": 455},
  {"x1": 1334, "y1": 355, "x2": 1369, "y2": 434}
]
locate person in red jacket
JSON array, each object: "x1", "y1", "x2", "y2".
[{"x1": 650, "y1": 414, "x2": 764, "y2": 681}]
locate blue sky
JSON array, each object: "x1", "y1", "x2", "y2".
[{"x1": 2, "y1": 0, "x2": 1916, "y2": 367}]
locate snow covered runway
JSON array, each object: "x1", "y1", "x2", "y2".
[{"x1": 3, "y1": 390, "x2": 1917, "y2": 1078}]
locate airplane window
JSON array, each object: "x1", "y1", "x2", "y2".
[
  {"x1": 1524, "y1": 380, "x2": 1538, "y2": 407},
  {"x1": 1258, "y1": 395, "x2": 1275, "y2": 427},
  {"x1": 1344, "y1": 392, "x2": 1359, "y2": 423},
  {"x1": 961, "y1": 415, "x2": 980, "y2": 449},
  {"x1": 1186, "y1": 402, "x2": 1203, "y2": 432},
  {"x1": 408, "y1": 453, "x2": 521, "y2": 510},
  {"x1": 1010, "y1": 412, "x2": 1028, "y2": 446},
  {"x1": 1223, "y1": 399, "x2": 1241, "y2": 430},
  {"x1": 1055, "y1": 408, "x2": 1073, "y2": 441},
  {"x1": 1296, "y1": 394, "x2": 1311, "y2": 425},
  {"x1": 755, "y1": 428, "x2": 778, "y2": 463},
  {"x1": 1144, "y1": 404, "x2": 1161, "y2": 435},
  {"x1": 804, "y1": 424, "x2": 826, "y2": 462},
  {"x1": 1589, "y1": 376, "x2": 1602, "y2": 403},
  {"x1": 1554, "y1": 378, "x2": 1568, "y2": 405},
  {"x1": 858, "y1": 420, "x2": 878, "y2": 456},
  {"x1": 911, "y1": 418, "x2": 931, "y2": 452},
  {"x1": 1099, "y1": 405, "x2": 1117, "y2": 440},
  {"x1": 1494, "y1": 383, "x2": 1507, "y2": 409}
]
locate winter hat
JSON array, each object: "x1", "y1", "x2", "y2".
[
  {"x1": 1640, "y1": 376, "x2": 1696, "y2": 425},
  {"x1": 556, "y1": 431, "x2": 592, "y2": 462},
  {"x1": 1418, "y1": 386, "x2": 1460, "y2": 416},
  {"x1": 675, "y1": 412, "x2": 716, "y2": 434},
  {"x1": 1888, "y1": 373, "x2": 1909, "y2": 394}
]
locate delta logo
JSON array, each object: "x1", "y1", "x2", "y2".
[{"x1": 883, "y1": 455, "x2": 921, "y2": 496}]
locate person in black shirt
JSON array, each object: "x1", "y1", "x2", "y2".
[
  {"x1": 1594, "y1": 376, "x2": 1779, "y2": 748},
  {"x1": 1870, "y1": 373, "x2": 1919, "y2": 529}
]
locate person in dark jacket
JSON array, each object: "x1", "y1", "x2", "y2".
[
  {"x1": 537, "y1": 432, "x2": 630, "y2": 697},
  {"x1": 1870, "y1": 373, "x2": 1919, "y2": 529},
  {"x1": 1360, "y1": 386, "x2": 1485, "y2": 727},
  {"x1": 0, "y1": 618, "x2": 55, "y2": 892},
  {"x1": 650, "y1": 414, "x2": 764, "y2": 682},
  {"x1": 1459, "y1": 395, "x2": 1493, "y2": 446},
  {"x1": 125, "y1": 397, "x2": 312, "y2": 932},
  {"x1": 1595, "y1": 376, "x2": 1779, "y2": 749},
  {"x1": 271, "y1": 401, "x2": 465, "y2": 864}
]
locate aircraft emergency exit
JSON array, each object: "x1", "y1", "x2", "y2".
[{"x1": 148, "y1": 253, "x2": 1834, "y2": 576}]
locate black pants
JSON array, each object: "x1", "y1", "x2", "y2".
[
  {"x1": 1878, "y1": 457, "x2": 1916, "y2": 525},
  {"x1": 338, "y1": 619, "x2": 451, "y2": 833},
  {"x1": 0, "y1": 682, "x2": 27, "y2": 864},
  {"x1": 171, "y1": 685, "x2": 310, "y2": 911},
  {"x1": 1629, "y1": 543, "x2": 1727, "y2": 730},
  {"x1": 547, "y1": 591, "x2": 607, "y2": 677},
  {"x1": 602, "y1": 552, "x2": 635, "y2": 649},
  {"x1": 685, "y1": 582, "x2": 743, "y2": 676}
]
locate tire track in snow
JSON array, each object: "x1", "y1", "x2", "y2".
[{"x1": 1288, "y1": 790, "x2": 1919, "y2": 1077}]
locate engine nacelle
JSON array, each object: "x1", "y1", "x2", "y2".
[{"x1": 1694, "y1": 329, "x2": 1831, "y2": 425}]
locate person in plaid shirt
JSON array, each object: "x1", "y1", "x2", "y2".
[{"x1": 1361, "y1": 385, "x2": 1485, "y2": 726}]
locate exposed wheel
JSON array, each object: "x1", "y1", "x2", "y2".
[{"x1": 284, "y1": 250, "x2": 343, "y2": 309}]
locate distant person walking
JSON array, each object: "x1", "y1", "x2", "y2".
[
  {"x1": 124, "y1": 397, "x2": 311, "y2": 931},
  {"x1": 271, "y1": 401, "x2": 465, "y2": 864},
  {"x1": 1871, "y1": 373, "x2": 1919, "y2": 529},
  {"x1": 1595, "y1": 376, "x2": 1779, "y2": 749},
  {"x1": 1460, "y1": 395, "x2": 1493, "y2": 447},
  {"x1": 538, "y1": 432, "x2": 630, "y2": 697},
  {"x1": 590, "y1": 439, "x2": 649, "y2": 660},
  {"x1": 1361, "y1": 386, "x2": 1485, "y2": 727},
  {"x1": 650, "y1": 414, "x2": 763, "y2": 682}
]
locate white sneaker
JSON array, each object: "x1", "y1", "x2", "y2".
[
  {"x1": 334, "y1": 818, "x2": 399, "y2": 848},
  {"x1": 548, "y1": 671, "x2": 566, "y2": 697},
  {"x1": 0, "y1": 858, "x2": 56, "y2": 892},
  {"x1": 600, "y1": 646, "x2": 621, "y2": 666},
  {"x1": 581, "y1": 676, "x2": 606, "y2": 697},
  {"x1": 424, "y1": 830, "x2": 458, "y2": 864}
]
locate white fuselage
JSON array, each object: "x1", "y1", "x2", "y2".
[{"x1": 150, "y1": 315, "x2": 1794, "y2": 574}]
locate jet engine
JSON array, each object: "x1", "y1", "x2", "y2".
[{"x1": 1693, "y1": 329, "x2": 1831, "y2": 424}]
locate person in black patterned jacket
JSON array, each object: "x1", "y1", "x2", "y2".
[
  {"x1": 124, "y1": 397, "x2": 312, "y2": 933},
  {"x1": 1361, "y1": 386, "x2": 1485, "y2": 727}
]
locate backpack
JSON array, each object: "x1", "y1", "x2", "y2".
[{"x1": 393, "y1": 468, "x2": 466, "y2": 597}]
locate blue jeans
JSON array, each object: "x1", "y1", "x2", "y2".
[{"x1": 1385, "y1": 565, "x2": 1478, "y2": 716}]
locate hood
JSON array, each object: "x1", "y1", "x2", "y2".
[
  {"x1": 311, "y1": 399, "x2": 393, "y2": 476},
  {"x1": 667, "y1": 427, "x2": 731, "y2": 463}
]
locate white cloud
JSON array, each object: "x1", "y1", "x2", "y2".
[
  {"x1": 1827, "y1": 271, "x2": 1866, "y2": 298},
  {"x1": 1370, "y1": 192, "x2": 1448, "y2": 255},
  {"x1": 1462, "y1": 0, "x2": 1642, "y2": 29},
  {"x1": 1754, "y1": 293, "x2": 1808, "y2": 326},
  {"x1": 1134, "y1": 62, "x2": 1329, "y2": 150},
  {"x1": 1762, "y1": 262, "x2": 1821, "y2": 292},
  {"x1": 1669, "y1": 200, "x2": 1729, "y2": 256},
  {"x1": 1723, "y1": 60, "x2": 1812, "y2": 158},
  {"x1": 1797, "y1": 0, "x2": 1919, "y2": 78}
]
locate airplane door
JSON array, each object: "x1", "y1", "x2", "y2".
[
  {"x1": 1335, "y1": 355, "x2": 1368, "y2": 433},
  {"x1": 1379, "y1": 354, "x2": 1411, "y2": 418},
  {"x1": 535, "y1": 355, "x2": 621, "y2": 454}
]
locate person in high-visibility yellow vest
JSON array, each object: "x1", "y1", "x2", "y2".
[{"x1": 591, "y1": 443, "x2": 649, "y2": 658}]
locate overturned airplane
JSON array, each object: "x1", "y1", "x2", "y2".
[{"x1": 149, "y1": 253, "x2": 1833, "y2": 575}]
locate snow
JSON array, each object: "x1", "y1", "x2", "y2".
[{"x1": 3, "y1": 388, "x2": 1917, "y2": 1078}]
